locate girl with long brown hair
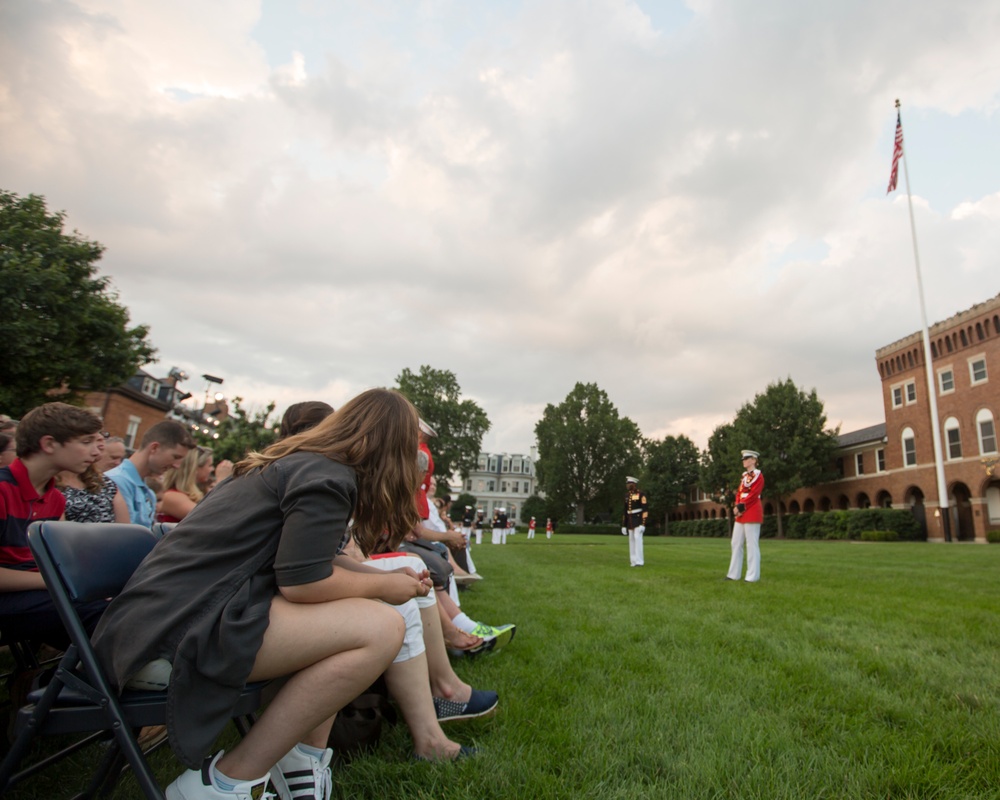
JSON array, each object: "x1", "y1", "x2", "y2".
[{"x1": 93, "y1": 389, "x2": 429, "y2": 800}]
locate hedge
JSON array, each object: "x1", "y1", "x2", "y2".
[{"x1": 667, "y1": 508, "x2": 923, "y2": 541}]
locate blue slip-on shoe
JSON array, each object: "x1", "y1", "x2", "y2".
[{"x1": 433, "y1": 689, "x2": 499, "y2": 723}]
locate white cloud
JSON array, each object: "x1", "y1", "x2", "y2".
[{"x1": 3, "y1": 0, "x2": 1000, "y2": 454}]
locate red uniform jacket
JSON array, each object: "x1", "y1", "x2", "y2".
[{"x1": 735, "y1": 469, "x2": 764, "y2": 524}]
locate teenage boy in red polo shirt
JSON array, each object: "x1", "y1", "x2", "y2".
[{"x1": 0, "y1": 402, "x2": 108, "y2": 645}]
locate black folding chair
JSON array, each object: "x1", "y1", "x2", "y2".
[{"x1": 0, "y1": 521, "x2": 265, "y2": 799}]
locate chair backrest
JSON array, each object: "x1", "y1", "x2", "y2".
[{"x1": 28, "y1": 521, "x2": 157, "y2": 603}]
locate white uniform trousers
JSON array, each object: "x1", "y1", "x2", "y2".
[
  {"x1": 460, "y1": 527, "x2": 477, "y2": 574},
  {"x1": 728, "y1": 522, "x2": 761, "y2": 582},
  {"x1": 492, "y1": 527, "x2": 503, "y2": 545},
  {"x1": 527, "y1": 527, "x2": 535, "y2": 539},
  {"x1": 628, "y1": 529, "x2": 644, "y2": 566},
  {"x1": 475, "y1": 527, "x2": 483, "y2": 544},
  {"x1": 501, "y1": 526, "x2": 508, "y2": 544}
]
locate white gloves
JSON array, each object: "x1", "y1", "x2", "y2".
[
  {"x1": 637, "y1": 525, "x2": 645, "y2": 536},
  {"x1": 621, "y1": 527, "x2": 628, "y2": 536}
]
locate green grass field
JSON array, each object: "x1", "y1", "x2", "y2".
[{"x1": 6, "y1": 534, "x2": 1000, "y2": 799}]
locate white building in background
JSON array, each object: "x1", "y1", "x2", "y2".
[{"x1": 462, "y1": 448, "x2": 539, "y2": 522}]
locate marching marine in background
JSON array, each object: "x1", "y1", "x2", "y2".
[
  {"x1": 621, "y1": 476, "x2": 648, "y2": 567},
  {"x1": 545, "y1": 517, "x2": 553, "y2": 539},
  {"x1": 461, "y1": 505, "x2": 474, "y2": 540},
  {"x1": 727, "y1": 449, "x2": 765, "y2": 582},
  {"x1": 474, "y1": 508, "x2": 485, "y2": 545},
  {"x1": 527, "y1": 517, "x2": 536, "y2": 539},
  {"x1": 492, "y1": 507, "x2": 508, "y2": 545}
]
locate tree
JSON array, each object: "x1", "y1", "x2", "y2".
[
  {"x1": 449, "y1": 492, "x2": 478, "y2": 522},
  {"x1": 643, "y1": 434, "x2": 700, "y2": 532},
  {"x1": 0, "y1": 190, "x2": 155, "y2": 415},
  {"x1": 395, "y1": 365, "x2": 491, "y2": 480},
  {"x1": 520, "y1": 494, "x2": 549, "y2": 524},
  {"x1": 733, "y1": 378, "x2": 840, "y2": 537},
  {"x1": 534, "y1": 382, "x2": 642, "y2": 524},
  {"x1": 700, "y1": 421, "x2": 742, "y2": 516},
  {"x1": 199, "y1": 397, "x2": 278, "y2": 463}
]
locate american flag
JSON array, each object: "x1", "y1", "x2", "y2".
[{"x1": 887, "y1": 111, "x2": 903, "y2": 193}]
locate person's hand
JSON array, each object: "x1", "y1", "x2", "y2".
[
  {"x1": 382, "y1": 572, "x2": 428, "y2": 603},
  {"x1": 444, "y1": 530, "x2": 466, "y2": 550},
  {"x1": 621, "y1": 527, "x2": 628, "y2": 536},
  {"x1": 214, "y1": 460, "x2": 234, "y2": 482},
  {"x1": 394, "y1": 565, "x2": 432, "y2": 589},
  {"x1": 637, "y1": 525, "x2": 645, "y2": 535}
]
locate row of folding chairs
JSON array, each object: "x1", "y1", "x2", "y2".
[{"x1": 0, "y1": 521, "x2": 264, "y2": 799}]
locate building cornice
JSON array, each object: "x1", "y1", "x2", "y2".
[{"x1": 876, "y1": 292, "x2": 1000, "y2": 358}]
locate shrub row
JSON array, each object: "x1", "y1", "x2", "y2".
[
  {"x1": 551, "y1": 524, "x2": 623, "y2": 536},
  {"x1": 667, "y1": 509, "x2": 924, "y2": 541}
]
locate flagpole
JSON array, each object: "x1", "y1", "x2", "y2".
[{"x1": 895, "y1": 98, "x2": 952, "y2": 542}]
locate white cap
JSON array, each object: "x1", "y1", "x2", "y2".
[
  {"x1": 741, "y1": 450, "x2": 759, "y2": 460},
  {"x1": 626, "y1": 476, "x2": 639, "y2": 484},
  {"x1": 418, "y1": 419, "x2": 437, "y2": 437}
]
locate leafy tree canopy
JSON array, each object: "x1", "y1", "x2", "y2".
[
  {"x1": 449, "y1": 492, "x2": 478, "y2": 522},
  {"x1": 0, "y1": 190, "x2": 156, "y2": 415},
  {"x1": 196, "y1": 397, "x2": 278, "y2": 463},
  {"x1": 700, "y1": 421, "x2": 741, "y2": 509},
  {"x1": 520, "y1": 494, "x2": 550, "y2": 524},
  {"x1": 643, "y1": 434, "x2": 700, "y2": 523},
  {"x1": 534, "y1": 382, "x2": 642, "y2": 524},
  {"x1": 734, "y1": 377, "x2": 840, "y2": 501},
  {"x1": 395, "y1": 365, "x2": 491, "y2": 480}
]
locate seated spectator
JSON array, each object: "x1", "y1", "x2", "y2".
[
  {"x1": 0, "y1": 403, "x2": 108, "y2": 647},
  {"x1": 106, "y1": 420, "x2": 193, "y2": 527},
  {"x1": 92, "y1": 389, "x2": 427, "y2": 800},
  {"x1": 340, "y1": 539, "x2": 495, "y2": 758},
  {"x1": 157, "y1": 447, "x2": 205, "y2": 523},
  {"x1": 192, "y1": 445, "x2": 233, "y2": 497},
  {"x1": 278, "y1": 401, "x2": 334, "y2": 440},
  {"x1": 95, "y1": 435, "x2": 127, "y2": 472},
  {"x1": 58, "y1": 434, "x2": 130, "y2": 524},
  {"x1": 0, "y1": 431, "x2": 16, "y2": 468}
]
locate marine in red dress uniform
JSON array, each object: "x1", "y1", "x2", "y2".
[{"x1": 727, "y1": 449, "x2": 764, "y2": 582}]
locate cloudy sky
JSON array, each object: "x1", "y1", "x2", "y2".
[{"x1": 3, "y1": 0, "x2": 1000, "y2": 455}]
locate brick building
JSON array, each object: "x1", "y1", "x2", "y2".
[
  {"x1": 673, "y1": 292, "x2": 1000, "y2": 542},
  {"x1": 84, "y1": 369, "x2": 189, "y2": 450}
]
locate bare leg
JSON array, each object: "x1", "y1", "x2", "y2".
[
  {"x1": 420, "y1": 605, "x2": 471, "y2": 704},
  {"x1": 384, "y1": 654, "x2": 462, "y2": 760},
  {"x1": 436, "y1": 601, "x2": 481, "y2": 650},
  {"x1": 216, "y1": 596, "x2": 404, "y2": 780}
]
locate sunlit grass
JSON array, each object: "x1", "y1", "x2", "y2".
[{"x1": 5, "y1": 535, "x2": 1000, "y2": 798}]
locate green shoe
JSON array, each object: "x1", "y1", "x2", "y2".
[{"x1": 470, "y1": 622, "x2": 516, "y2": 650}]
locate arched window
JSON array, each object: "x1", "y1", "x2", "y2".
[
  {"x1": 976, "y1": 322, "x2": 984, "y2": 341},
  {"x1": 960, "y1": 330, "x2": 968, "y2": 347},
  {"x1": 901, "y1": 426, "x2": 917, "y2": 467},
  {"x1": 946, "y1": 337, "x2": 953, "y2": 353},
  {"x1": 857, "y1": 492, "x2": 871, "y2": 509},
  {"x1": 944, "y1": 416, "x2": 962, "y2": 460},
  {"x1": 804, "y1": 498, "x2": 815, "y2": 513},
  {"x1": 977, "y1": 408, "x2": 997, "y2": 455},
  {"x1": 789, "y1": 500, "x2": 801, "y2": 514},
  {"x1": 931, "y1": 342, "x2": 938, "y2": 359},
  {"x1": 876, "y1": 490, "x2": 892, "y2": 508},
  {"x1": 907, "y1": 351, "x2": 914, "y2": 368}
]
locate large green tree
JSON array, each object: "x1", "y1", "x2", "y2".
[
  {"x1": 197, "y1": 397, "x2": 278, "y2": 463},
  {"x1": 534, "y1": 382, "x2": 642, "y2": 524},
  {"x1": 0, "y1": 190, "x2": 155, "y2": 415},
  {"x1": 700, "y1": 421, "x2": 742, "y2": 515},
  {"x1": 395, "y1": 365, "x2": 491, "y2": 480},
  {"x1": 643, "y1": 434, "x2": 700, "y2": 532},
  {"x1": 733, "y1": 378, "x2": 840, "y2": 537}
]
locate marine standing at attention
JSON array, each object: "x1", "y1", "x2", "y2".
[
  {"x1": 727, "y1": 449, "x2": 764, "y2": 583},
  {"x1": 621, "y1": 476, "x2": 648, "y2": 567}
]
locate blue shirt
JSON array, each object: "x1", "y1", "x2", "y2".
[{"x1": 106, "y1": 460, "x2": 156, "y2": 528}]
